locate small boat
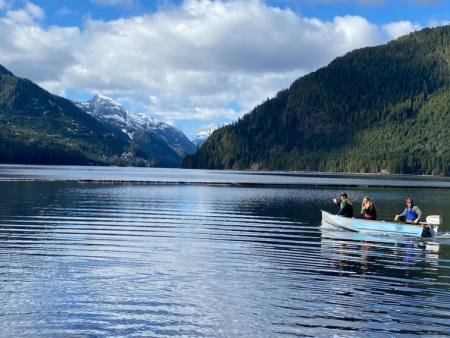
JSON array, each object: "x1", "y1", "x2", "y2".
[{"x1": 321, "y1": 210, "x2": 441, "y2": 238}]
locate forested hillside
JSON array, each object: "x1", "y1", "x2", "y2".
[
  {"x1": 0, "y1": 65, "x2": 146, "y2": 165},
  {"x1": 183, "y1": 25, "x2": 450, "y2": 175}
]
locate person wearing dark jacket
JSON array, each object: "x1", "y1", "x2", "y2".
[
  {"x1": 333, "y1": 193, "x2": 353, "y2": 218},
  {"x1": 361, "y1": 196, "x2": 377, "y2": 220}
]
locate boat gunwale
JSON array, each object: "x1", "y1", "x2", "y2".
[{"x1": 321, "y1": 210, "x2": 424, "y2": 236}]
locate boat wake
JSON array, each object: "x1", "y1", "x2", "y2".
[{"x1": 436, "y1": 232, "x2": 450, "y2": 238}]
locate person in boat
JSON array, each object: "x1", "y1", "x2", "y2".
[
  {"x1": 333, "y1": 193, "x2": 353, "y2": 218},
  {"x1": 361, "y1": 196, "x2": 377, "y2": 220},
  {"x1": 394, "y1": 198, "x2": 422, "y2": 224}
]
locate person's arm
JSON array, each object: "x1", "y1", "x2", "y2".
[
  {"x1": 413, "y1": 206, "x2": 422, "y2": 224},
  {"x1": 337, "y1": 200, "x2": 346, "y2": 215},
  {"x1": 395, "y1": 208, "x2": 407, "y2": 221},
  {"x1": 398, "y1": 208, "x2": 407, "y2": 217}
]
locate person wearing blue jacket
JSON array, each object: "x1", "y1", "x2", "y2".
[{"x1": 394, "y1": 198, "x2": 422, "y2": 224}]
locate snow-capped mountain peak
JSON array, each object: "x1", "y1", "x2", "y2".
[
  {"x1": 192, "y1": 126, "x2": 218, "y2": 146},
  {"x1": 75, "y1": 95, "x2": 197, "y2": 156},
  {"x1": 88, "y1": 94, "x2": 128, "y2": 122}
]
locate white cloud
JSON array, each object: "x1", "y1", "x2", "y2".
[
  {"x1": 5, "y1": 1, "x2": 44, "y2": 25},
  {"x1": 382, "y1": 20, "x2": 421, "y2": 40},
  {"x1": 428, "y1": 19, "x2": 450, "y2": 28},
  {"x1": 0, "y1": 0, "x2": 434, "y2": 135},
  {"x1": 25, "y1": 2, "x2": 44, "y2": 19}
]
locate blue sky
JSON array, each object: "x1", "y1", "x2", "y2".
[
  {"x1": 0, "y1": 0, "x2": 448, "y2": 137},
  {"x1": 9, "y1": 0, "x2": 449, "y2": 27},
  {"x1": 274, "y1": 0, "x2": 448, "y2": 25}
]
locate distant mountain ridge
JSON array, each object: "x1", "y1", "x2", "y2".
[
  {"x1": 0, "y1": 65, "x2": 12, "y2": 76},
  {"x1": 183, "y1": 25, "x2": 450, "y2": 175},
  {"x1": 0, "y1": 65, "x2": 139, "y2": 165},
  {"x1": 76, "y1": 95, "x2": 196, "y2": 167},
  {"x1": 0, "y1": 64, "x2": 193, "y2": 167},
  {"x1": 191, "y1": 126, "x2": 218, "y2": 147}
]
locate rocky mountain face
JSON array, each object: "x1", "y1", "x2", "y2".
[{"x1": 76, "y1": 95, "x2": 196, "y2": 166}]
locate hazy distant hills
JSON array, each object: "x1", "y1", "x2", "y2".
[
  {"x1": 76, "y1": 95, "x2": 196, "y2": 167},
  {"x1": 0, "y1": 64, "x2": 195, "y2": 167},
  {"x1": 183, "y1": 25, "x2": 450, "y2": 175}
]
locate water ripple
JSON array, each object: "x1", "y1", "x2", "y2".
[{"x1": 0, "y1": 183, "x2": 449, "y2": 337}]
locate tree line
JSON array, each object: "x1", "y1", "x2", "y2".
[{"x1": 183, "y1": 26, "x2": 450, "y2": 175}]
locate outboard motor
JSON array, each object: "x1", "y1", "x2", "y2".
[{"x1": 421, "y1": 215, "x2": 442, "y2": 238}]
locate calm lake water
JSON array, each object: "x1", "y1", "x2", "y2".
[{"x1": 0, "y1": 165, "x2": 449, "y2": 337}]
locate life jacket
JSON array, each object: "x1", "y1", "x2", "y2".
[
  {"x1": 405, "y1": 207, "x2": 418, "y2": 221},
  {"x1": 340, "y1": 199, "x2": 353, "y2": 217}
]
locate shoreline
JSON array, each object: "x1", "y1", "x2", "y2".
[
  {"x1": 1, "y1": 177, "x2": 449, "y2": 189},
  {"x1": 1, "y1": 164, "x2": 450, "y2": 188},
  {"x1": 1, "y1": 163, "x2": 450, "y2": 182}
]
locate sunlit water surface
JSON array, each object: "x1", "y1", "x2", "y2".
[{"x1": 0, "y1": 166, "x2": 449, "y2": 337}]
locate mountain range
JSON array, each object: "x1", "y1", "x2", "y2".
[
  {"x1": 0, "y1": 64, "x2": 132, "y2": 165},
  {"x1": 76, "y1": 95, "x2": 196, "y2": 167},
  {"x1": 183, "y1": 25, "x2": 450, "y2": 175},
  {"x1": 5, "y1": 24, "x2": 450, "y2": 173},
  {"x1": 0, "y1": 63, "x2": 195, "y2": 167}
]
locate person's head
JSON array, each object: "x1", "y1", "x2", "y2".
[
  {"x1": 340, "y1": 193, "x2": 348, "y2": 200},
  {"x1": 406, "y1": 198, "x2": 414, "y2": 207},
  {"x1": 362, "y1": 196, "x2": 370, "y2": 203}
]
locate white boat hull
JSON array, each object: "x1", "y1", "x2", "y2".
[{"x1": 321, "y1": 210, "x2": 424, "y2": 237}]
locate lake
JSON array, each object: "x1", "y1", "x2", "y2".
[{"x1": 0, "y1": 165, "x2": 449, "y2": 337}]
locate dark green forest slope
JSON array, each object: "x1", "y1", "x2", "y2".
[
  {"x1": 0, "y1": 65, "x2": 146, "y2": 165},
  {"x1": 183, "y1": 25, "x2": 450, "y2": 175}
]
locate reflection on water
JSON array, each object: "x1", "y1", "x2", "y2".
[
  {"x1": 320, "y1": 232, "x2": 440, "y2": 277},
  {"x1": 318, "y1": 232, "x2": 449, "y2": 335},
  {"x1": 0, "y1": 175, "x2": 449, "y2": 337}
]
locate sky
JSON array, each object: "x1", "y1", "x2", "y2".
[{"x1": 0, "y1": 0, "x2": 448, "y2": 138}]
